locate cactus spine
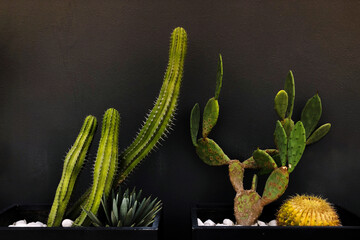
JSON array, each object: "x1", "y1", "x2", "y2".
[
  {"x1": 60, "y1": 27, "x2": 187, "y2": 224},
  {"x1": 276, "y1": 195, "x2": 341, "y2": 226},
  {"x1": 74, "y1": 108, "x2": 120, "y2": 226},
  {"x1": 47, "y1": 115, "x2": 97, "y2": 227},
  {"x1": 190, "y1": 57, "x2": 331, "y2": 225}
]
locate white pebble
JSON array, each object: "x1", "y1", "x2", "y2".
[
  {"x1": 197, "y1": 218, "x2": 204, "y2": 226},
  {"x1": 62, "y1": 219, "x2": 74, "y2": 227},
  {"x1": 216, "y1": 223, "x2": 226, "y2": 226},
  {"x1": 252, "y1": 222, "x2": 258, "y2": 226},
  {"x1": 257, "y1": 220, "x2": 267, "y2": 226},
  {"x1": 203, "y1": 219, "x2": 216, "y2": 226},
  {"x1": 223, "y1": 219, "x2": 234, "y2": 226},
  {"x1": 268, "y1": 220, "x2": 277, "y2": 226},
  {"x1": 27, "y1": 222, "x2": 43, "y2": 227},
  {"x1": 15, "y1": 220, "x2": 27, "y2": 225}
]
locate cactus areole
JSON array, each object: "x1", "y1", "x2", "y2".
[{"x1": 190, "y1": 57, "x2": 331, "y2": 225}]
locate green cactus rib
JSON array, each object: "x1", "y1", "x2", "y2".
[
  {"x1": 287, "y1": 121, "x2": 306, "y2": 173},
  {"x1": 301, "y1": 93, "x2": 322, "y2": 138},
  {"x1": 47, "y1": 115, "x2": 97, "y2": 227},
  {"x1": 306, "y1": 123, "x2": 331, "y2": 145},
  {"x1": 116, "y1": 27, "x2": 187, "y2": 184},
  {"x1": 74, "y1": 108, "x2": 120, "y2": 226},
  {"x1": 274, "y1": 120, "x2": 288, "y2": 166},
  {"x1": 274, "y1": 90, "x2": 288, "y2": 120}
]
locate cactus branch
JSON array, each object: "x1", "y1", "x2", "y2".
[{"x1": 47, "y1": 116, "x2": 97, "y2": 227}]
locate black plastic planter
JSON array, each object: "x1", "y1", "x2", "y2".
[
  {"x1": 0, "y1": 205, "x2": 162, "y2": 240},
  {"x1": 192, "y1": 203, "x2": 360, "y2": 240}
]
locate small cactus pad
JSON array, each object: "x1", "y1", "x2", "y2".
[
  {"x1": 281, "y1": 118, "x2": 294, "y2": 137},
  {"x1": 261, "y1": 166, "x2": 289, "y2": 206},
  {"x1": 301, "y1": 93, "x2": 322, "y2": 138},
  {"x1": 229, "y1": 160, "x2": 244, "y2": 192},
  {"x1": 214, "y1": 54, "x2": 223, "y2": 100},
  {"x1": 274, "y1": 90, "x2": 288, "y2": 120},
  {"x1": 284, "y1": 71, "x2": 295, "y2": 118},
  {"x1": 306, "y1": 123, "x2": 331, "y2": 145},
  {"x1": 287, "y1": 121, "x2": 306, "y2": 173},
  {"x1": 274, "y1": 120, "x2": 288, "y2": 166},
  {"x1": 202, "y1": 97, "x2": 219, "y2": 138},
  {"x1": 252, "y1": 149, "x2": 277, "y2": 175},
  {"x1": 234, "y1": 190, "x2": 262, "y2": 225},
  {"x1": 276, "y1": 195, "x2": 341, "y2": 226},
  {"x1": 196, "y1": 138, "x2": 230, "y2": 166},
  {"x1": 190, "y1": 103, "x2": 200, "y2": 146}
]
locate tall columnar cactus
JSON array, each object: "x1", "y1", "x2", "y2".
[
  {"x1": 48, "y1": 27, "x2": 187, "y2": 226},
  {"x1": 47, "y1": 115, "x2": 97, "y2": 227},
  {"x1": 190, "y1": 55, "x2": 331, "y2": 225},
  {"x1": 74, "y1": 108, "x2": 120, "y2": 226}
]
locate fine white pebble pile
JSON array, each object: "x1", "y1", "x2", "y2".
[
  {"x1": 8, "y1": 219, "x2": 74, "y2": 227},
  {"x1": 197, "y1": 218, "x2": 277, "y2": 227}
]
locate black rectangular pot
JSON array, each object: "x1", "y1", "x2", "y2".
[
  {"x1": 192, "y1": 203, "x2": 360, "y2": 240},
  {"x1": 0, "y1": 204, "x2": 162, "y2": 240}
]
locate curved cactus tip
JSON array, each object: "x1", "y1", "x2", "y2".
[
  {"x1": 214, "y1": 53, "x2": 223, "y2": 100},
  {"x1": 306, "y1": 123, "x2": 331, "y2": 145},
  {"x1": 284, "y1": 70, "x2": 295, "y2": 118},
  {"x1": 202, "y1": 97, "x2": 219, "y2": 138},
  {"x1": 274, "y1": 90, "x2": 288, "y2": 120},
  {"x1": 301, "y1": 93, "x2": 322, "y2": 139}
]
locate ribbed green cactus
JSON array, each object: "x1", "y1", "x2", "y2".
[
  {"x1": 47, "y1": 115, "x2": 97, "y2": 227},
  {"x1": 67, "y1": 27, "x2": 187, "y2": 218},
  {"x1": 190, "y1": 58, "x2": 331, "y2": 225},
  {"x1": 74, "y1": 108, "x2": 120, "y2": 226}
]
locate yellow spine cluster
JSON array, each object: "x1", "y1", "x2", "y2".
[{"x1": 276, "y1": 195, "x2": 341, "y2": 226}]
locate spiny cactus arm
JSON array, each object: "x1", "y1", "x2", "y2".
[
  {"x1": 301, "y1": 93, "x2": 322, "y2": 138},
  {"x1": 190, "y1": 103, "x2": 200, "y2": 147},
  {"x1": 116, "y1": 27, "x2": 187, "y2": 185},
  {"x1": 261, "y1": 166, "x2": 289, "y2": 206},
  {"x1": 274, "y1": 120, "x2": 288, "y2": 166},
  {"x1": 47, "y1": 115, "x2": 97, "y2": 227},
  {"x1": 196, "y1": 138, "x2": 230, "y2": 166},
  {"x1": 274, "y1": 90, "x2": 288, "y2": 120},
  {"x1": 284, "y1": 70, "x2": 295, "y2": 118},
  {"x1": 74, "y1": 108, "x2": 120, "y2": 226},
  {"x1": 228, "y1": 160, "x2": 244, "y2": 192},
  {"x1": 306, "y1": 123, "x2": 331, "y2": 145},
  {"x1": 214, "y1": 54, "x2": 223, "y2": 100},
  {"x1": 287, "y1": 121, "x2": 306, "y2": 173}
]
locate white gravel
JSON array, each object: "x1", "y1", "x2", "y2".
[{"x1": 197, "y1": 218, "x2": 277, "y2": 227}]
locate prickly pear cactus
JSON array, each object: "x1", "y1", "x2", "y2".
[
  {"x1": 190, "y1": 58, "x2": 331, "y2": 225},
  {"x1": 276, "y1": 195, "x2": 341, "y2": 226}
]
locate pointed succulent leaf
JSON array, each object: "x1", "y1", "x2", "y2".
[
  {"x1": 301, "y1": 93, "x2": 322, "y2": 138},
  {"x1": 274, "y1": 120, "x2": 288, "y2": 166},
  {"x1": 190, "y1": 103, "x2": 200, "y2": 146},
  {"x1": 202, "y1": 97, "x2": 219, "y2": 138},
  {"x1": 284, "y1": 70, "x2": 295, "y2": 118},
  {"x1": 252, "y1": 149, "x2": 277, "y2": 175},
  {"x1": 81, "y1": 207, "x2": 103, "y2": 227},
  {"x1": 196, "y1": 138, "x2": 230, "y2": 166},
  {"x1": 261, "y1": 166, "x2": 289, "y2": 206},
  {"x1": 306, "y1": 123, "x2": 331, "y2": 145},
  {"x1": 274, "y1": 90, "x2": 288, "y2": 119},
  {"x1": 287, "y1": 121, "x2": 306, "y2": 173},
  {"x1": 214, "y1": 54, "x2": 223, "y2": 100}
]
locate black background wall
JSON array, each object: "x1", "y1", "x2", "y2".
[{"x1": 0, "y1": 0, "x2": 359, "y2": 239}]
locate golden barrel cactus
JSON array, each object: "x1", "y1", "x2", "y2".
[{"x1": 276, "y1": 195, "x2": 341, "y2": 226}]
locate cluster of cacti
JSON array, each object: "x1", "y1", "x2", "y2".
[
  {"x1": 47, "y1": 27, "x2": 187, "y2": 227},
  {"x1": 276, "y1": 195, "x2": 341, "y2": 226},
  {"x1": 190, "y1": 55, "x2": 331, "y2": 225},
  {"x1": 83, "y1": 187, "x2": 162, "y2": 227}
]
